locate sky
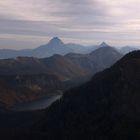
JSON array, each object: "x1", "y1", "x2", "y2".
[{"x1": 1, "y1": 0, "x2": 140, "y2": 49}]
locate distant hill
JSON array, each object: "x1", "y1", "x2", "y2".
[
  {"x1": 0, "y1": 37, "x2": 86, "y2": 58},
  {"x1": 0, "y1": 47, "x2": 122, "y2": 109},
  {"x1": 0, "y1": 36, "x2": 139, "y2": 59},
  {"x1": 119, "y1": 46, "x2": 139, "y2": 54},
  {"x1": 0, "y1": 46, "x2": 122, "y2": 80},
  {"x1": 0, "y1": 37, "x2": 116, "y2": 59},
  {"x1": 23, "y1": 50, "x2": 140, "y2": 140}
]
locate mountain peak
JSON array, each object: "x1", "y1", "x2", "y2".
[
  {"x1": 52, "y1": 37, "x2": 61, "y2": 41},
  {"x1": 48, "y1": 37, "x2": 64, "y2": 46},
  {"x1": 100, "y1": 42, "x2": 110, "y2": 47}
]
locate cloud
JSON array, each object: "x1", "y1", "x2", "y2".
[{"x1": 1, "y1": 0, "x2": 140, "y2": 48}]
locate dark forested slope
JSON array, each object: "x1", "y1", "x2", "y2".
[{"x1": 27, "y1": 51, "x2": 140, "y2": 140}]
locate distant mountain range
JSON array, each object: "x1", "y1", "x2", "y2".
[
  {"x1": 0, "y1": 46, "x2": 122, "y2": 109},
  {"x1": 0, "y1": 37, "x2": 94, "y2": 59},
  {"x1": 0, "y1": 47, "x2": 122, "y2": 81},
  {"x1": 0, "y1": 37, "x2": 128, "y2": 59},
  {"x1": 119, "y1": 46, "x2": 139, "y2": 54}
]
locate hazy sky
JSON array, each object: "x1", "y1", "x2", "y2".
[{"x1": 1, "y1": 0, "x2": 140, "y2": 49}]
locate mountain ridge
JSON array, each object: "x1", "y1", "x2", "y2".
[
  {"x1": 0, "y1": 46, "x2": 122, "y2": 109},
  {"x1": 0, "y1": 46, "x2": 122, "y2": 80},
  {"x1": 25, "y1": 50, "x2": 140, "y2": 140},
  {"x1": 0, "y1": 37, "x2": 120, "y2": 59}
]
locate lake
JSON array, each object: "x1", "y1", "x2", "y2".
[{"x1": 13, "y1": 94, "x2": 62, "y2": 111}]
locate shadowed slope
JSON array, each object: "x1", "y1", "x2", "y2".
[{"x1": 27, "y1": 51, "x2": 140, "y2": 140}]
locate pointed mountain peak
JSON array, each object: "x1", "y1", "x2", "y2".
[
  {"x1": 100, "y1": 42, "x2": 110, "y2": 47},
  {"x1": 48, "y1": 37, "x2": 64, "y2": 46},
  {"x1": 51, "y1": 37, "x2": 62, "y2": 42}
]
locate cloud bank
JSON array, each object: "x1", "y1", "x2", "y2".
[{"x1": 0, "y1": 0, "x2": 140, "y2": 49}]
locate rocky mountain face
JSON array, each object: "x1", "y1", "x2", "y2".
[
  {"x1": 17, "y1": 50, "x2": 140, "y2": 140},
  {"x1": 0, "y1": 74, "x2": 62, "y2": 108},
  {"x1": 0, "y1": 46, "x2": 122, "y2": 109},
  {"x1": 0, "y1": 47, "x2": 122, "y2": 80}
]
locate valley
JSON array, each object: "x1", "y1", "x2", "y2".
[{"x1": 0, "y1": 43, "x2": 122, "y2": 110}]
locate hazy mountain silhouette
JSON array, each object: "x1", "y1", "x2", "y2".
[
  {"x1": 0, "y1": 37, "x2": 85, "y2": 58},
  {"x1": 119, "y1": 46, "x2": 139, "y2": 54},
  {"x1": 99, "y1": 42, "x2": 110, "y2": 47},
  {"x1": 0, "y1": 37, "x2": 119, "y2": 59},
  {"x1": 0, "y1": 47, "x2": 122, "y2": 109},
  {"x1": 0, "y1": 47, "x2": 122, "y2": 80},
  {"x1": 32, "y1": 37, "x2": 73, "y2": 58},
  {"x1": 0, "y1": 37, "x2": 139, "y2": 59}
]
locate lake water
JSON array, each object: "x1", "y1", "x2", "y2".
[{"x1": 13, "y1": 94, "x2": 62, "y2": 111}]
